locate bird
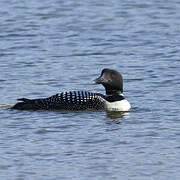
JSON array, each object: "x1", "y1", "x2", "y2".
[{"x1": 11, "y1": 69, "x2": 131, "y2": 111}]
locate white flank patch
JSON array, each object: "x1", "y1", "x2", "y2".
[{"x1": 105, "y1": 99, "x2": 131, "y2": 112}]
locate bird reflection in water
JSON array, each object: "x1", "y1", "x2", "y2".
[
  {"x1": 106, "y1": 111, "x2": 127, "y2": 119},
  {"x1": 105, "y1": 111, "x2": 130, "y2": 126}
]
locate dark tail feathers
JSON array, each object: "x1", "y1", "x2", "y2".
[
  {"x1": 17, "y1": 98, "x2": 32, "y2": 102},
  {"x1": 11, "y1": 98, "x2": 36, "y2": 110}
]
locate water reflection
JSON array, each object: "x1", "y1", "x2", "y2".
[
  {"x1": 0, "y1": 105, "x2": 11, "y2": 109},
  {"x1": 106, "y1": 111, "x2": 126, "y2": 119}
]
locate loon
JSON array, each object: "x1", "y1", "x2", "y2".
[{"x1": 11, "y1": 69, "x2": 131, "y2": 111}]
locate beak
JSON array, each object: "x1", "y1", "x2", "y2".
[{"x1": 92, "y1": 76, "x2": 105, "y2": 84}]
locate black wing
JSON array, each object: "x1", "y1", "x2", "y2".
[{"x1": 11, "y1": 91, "x2": 106, "y2": 111}]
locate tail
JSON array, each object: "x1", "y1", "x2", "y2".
[{"x1": 11, "y1": 98, "x2": 37, "y2": 110}]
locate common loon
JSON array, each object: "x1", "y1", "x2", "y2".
[{"x1": 11, "y1": 69, "x2": 131, "y2": 111}]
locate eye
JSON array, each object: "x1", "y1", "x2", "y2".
[{"x1": 109, "y1": 73, "x2": 114, "y2": 79}]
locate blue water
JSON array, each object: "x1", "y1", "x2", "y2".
[{"x1": 1, "y1": 0, "x2": 180, "y2": 179}]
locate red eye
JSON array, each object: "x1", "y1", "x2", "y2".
[{"x1": 110, "y1": 74, "x2": 113, "y2": 79}]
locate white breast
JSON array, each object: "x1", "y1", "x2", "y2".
[{"x1": 105, "y1": 99, "x2": 131, "y2": 112}]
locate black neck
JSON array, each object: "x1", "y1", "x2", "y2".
[
  {"x1": 105, "y1": 89, "x2": 123, "y2": 95},
  {"x1": 105, "y1": 93, "x2": 125, "y2": 102},
  {"x1": 103, "y1": 84, "x2": 122, "y2": 95}
]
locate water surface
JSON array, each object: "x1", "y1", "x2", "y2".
[{"x1": 0, "y1": 0, "x2": 180, "y2": 179}]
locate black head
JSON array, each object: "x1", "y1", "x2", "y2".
[{"x1": 93, "y1": 68, "x2": 123, "y2": 95}]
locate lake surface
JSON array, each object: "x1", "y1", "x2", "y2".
[{"x1": 0, "y1": 0, "x2": 180, "y2": 179}]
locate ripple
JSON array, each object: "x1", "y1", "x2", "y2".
[{"x1": 1, "y1": 0, "x2": 180, "y2": 179}]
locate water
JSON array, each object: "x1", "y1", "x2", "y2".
[{"x1": 0, "y1": 0, "x2": 180, "y2": 179}]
